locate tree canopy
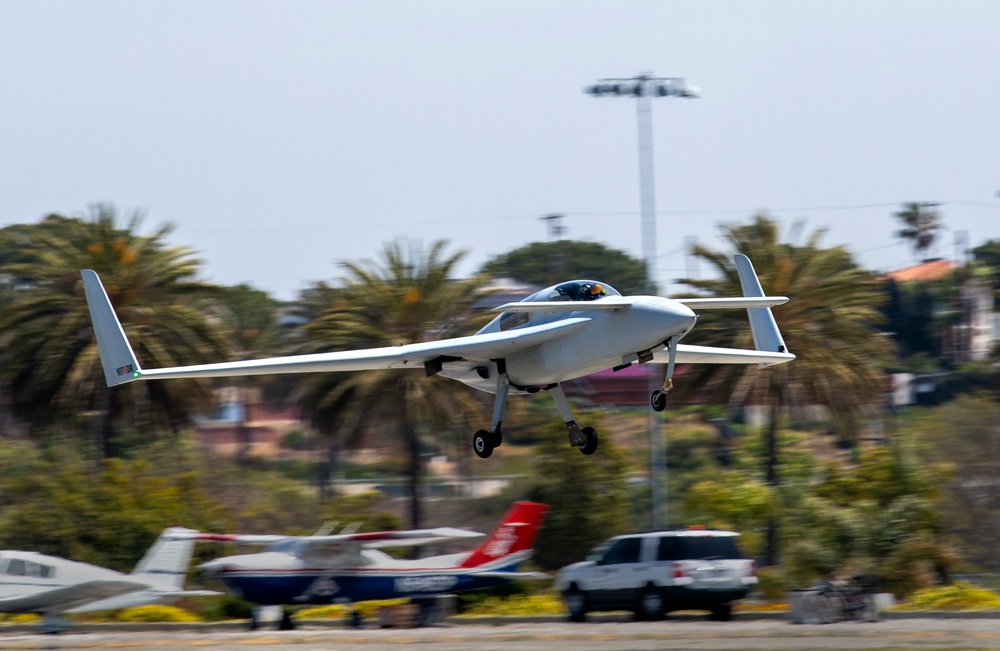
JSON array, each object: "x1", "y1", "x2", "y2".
[{"x1": 479, "y1": 240, "x2": 650, "y2": 295}]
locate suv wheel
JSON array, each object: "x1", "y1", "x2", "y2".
[
  {"x1": 564, "y1": 588, "x2": 588, "y2": 622},
  {"x1": 636, "y1": 586, "x2": 664, "y2": 621},
  {"x1": 709, "y1": 603, "x2": 732, "y2": 621}
]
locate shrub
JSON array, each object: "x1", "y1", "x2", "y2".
[
  {"x1": 113, "y1": 605, "x2": 201, "y2": 622},
  {"x1": 899, "y1": 582, "x2": 1000, "y2": 611}
]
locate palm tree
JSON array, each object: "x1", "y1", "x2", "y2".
[
  {"x1": 894, "y1": 202, "x2": 942, "y2": 262},
  {"x1": 678, "y1": 215, "x2": 893, "y2": 565},
  {"x1": 289, "y1": 240, "x2": 490, "y2": 529},
  {"x1": 0, "y1": 205, "x2": 232, "y2": 457}
]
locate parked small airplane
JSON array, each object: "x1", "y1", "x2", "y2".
[
  {"x1": 170, "y1": 501, "x2": 549, "y2": 629},
  {"x1": 0, "y1": 527, "x2": 217, "y2": 632},
  {"x1": 81, "y1": 254, "x2": 792, "y2": 458}
]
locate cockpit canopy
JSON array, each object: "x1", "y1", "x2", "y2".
[{"x1": 527, "y1": 280, "x2": 621, "y2": 303}]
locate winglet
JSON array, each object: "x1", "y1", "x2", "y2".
[
  {"x1": 733, "y1": 255, "x2": 792, "y2": 366},
  {"x1": 81, "y1": 270, "x2": 143, "y2": 387}
]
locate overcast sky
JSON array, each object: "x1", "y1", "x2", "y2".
[{"x1": 2, "y1": 1, "x2": 998, "y2": 299}]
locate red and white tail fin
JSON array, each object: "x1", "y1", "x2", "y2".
[{"x1": 460, "y1": 501, "x2": 548, "y2": 569}]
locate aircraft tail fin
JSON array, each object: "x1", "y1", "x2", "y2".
[
  {"x1": 734, "y1": 254, "x2": 790, "y2": 365},
  {"x1": 81, "y1": 270, "x2": 143, "y2": 387},
  {"x1": 130, "y1": 527, "x2": 199, "y2": 588},
  {"x1": 459, "y1": 502, "x2": 548, "y2": 569}
]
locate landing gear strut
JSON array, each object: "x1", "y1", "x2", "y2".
[
  {"x1": 472, "y1": 362, "x2": 508, "y2": 458},
  {"x1": 551, "y1": 383, "x2": 598, "y2": 455},
  {"x1": 650, "y1": 337, "x2": 678, "y2": 413}
]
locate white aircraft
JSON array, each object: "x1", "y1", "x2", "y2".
[
  {"x1": 0, "y1": 527, "x2": 217, "y2": 632},
  {"x1": 81, "y1": 254, "x2": 792, "y2": 458}
]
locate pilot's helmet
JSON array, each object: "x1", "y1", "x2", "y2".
[{"x1": 584, "y1": 283, "x2": 605, "y2": 300}]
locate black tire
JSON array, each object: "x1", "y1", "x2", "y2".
[
  {"x1": 708, "y1": 603, "x2": 732, "y2": 622},
  {"x1": 579, "y1": 427, "x2": 598, "y2": 455},
  {"x1": 278, "y1": 610, "x2": 295, "y2": 630},
  {"x1": 636, "y1": 586, "x2": 665, "y2": 621},
  {"x1": 650, "y1": 390, "x2": 667, "y2": 412},
  {"x1": 564, "y1": 588, "x2": 588, "y2": 622},
  {"x1": 473, "y1": 431, "x2": 494, "y2": 458},
  {"x1": 492, "y1": 428, "x2": 503, "y2": 447}
]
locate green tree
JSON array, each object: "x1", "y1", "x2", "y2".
[
  {"x1": 0, "y1": 205, "x2": 231, "y2": 457},
  {"x1": 0, "y1": 442, "x2": 226, "y2": 572},
  {"x1": 479, "y1": 241, "x2": 651, "y2": 295},
  {"x1": 526, "y1": 417, "x2": 632, "y2": 571},
  {"x1": 894, "y1": 202, "x2": 943, "y2": 263},
  {"x1": 908, "y1": 393, "x2": 1000, "y2": 573},
  {"x1": 678, "y1": 215, "x2": 893, "y2": 565},
  {"x1": 289, "y1": 240, "x2": 490, "y2": 529}
]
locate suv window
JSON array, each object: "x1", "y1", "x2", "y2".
[
  {"x1": 657, "y1": 535, "x2": 744, "y2": 561},
  {"x1": 597, "y1": 537, "x2": 642, "y2": 565}
]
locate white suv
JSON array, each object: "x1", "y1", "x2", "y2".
[{"x1": 555, "y1": 529, "x2": 757, "y2": 621}]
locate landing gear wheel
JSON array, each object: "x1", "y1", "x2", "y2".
[
  {"x1": 278, "y1": 610, "x2": 295, "y2": 630},
  {"x1": 579, "y1": 427, "x2": 598, "y2": 455},
  {"x1": 473, "y1": 430, "x2": 494, "y2": 459},
  {"x1": 492, "y1": 428, "x2": 503, "y2": 447},
  {"x1": 651, "y1": 389, "x2": 667, "y2": 412}
]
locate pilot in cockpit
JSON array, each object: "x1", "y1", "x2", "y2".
[{"x1": 583, "y1": 283, "x2": 606, "y2": 300}]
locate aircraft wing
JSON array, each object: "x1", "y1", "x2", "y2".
[
  {"x1": 66, "y1": 588, "x2": 220, "y2": 614},
  {"x1": 675, "y1": 297, "x2": 788, "y2": 309},
  {"x1": 0, "y1": 580, "x2": 146, "y2": 614},
  {"x1": 180, "y1": 528, "x2": 484, "y2": 568},
  {"x1": 661, "y1": 344, "x2": 795, "y2": 366},
  {"x1": 82, "y1": 268, "x2": 592, "y2": 387}
]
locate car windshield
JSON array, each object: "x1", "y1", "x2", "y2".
[{"x1": 586, "y1": 540, "x2": 614, "y2": 562}]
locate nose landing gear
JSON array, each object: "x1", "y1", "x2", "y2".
[{"x1": 650, "y1": 337, "x2": 678, "y2": 413}]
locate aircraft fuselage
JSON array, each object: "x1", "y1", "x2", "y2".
[{"x1": 443, "y1": 295, "x2": 696, "y2": 393}]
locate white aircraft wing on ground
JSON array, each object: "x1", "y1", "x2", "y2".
[
  {"x1": 0, "y1": 580, "x2": 146, "y2": 614},
  {"x1": 172, "y1": 528, "x2": 484, "y2": 568}
]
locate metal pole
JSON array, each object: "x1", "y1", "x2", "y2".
[
  {"x1": 586, "y1": 72, "x2": 698, "y2": 531},
  {"x1": 635, "y1": 80, "x2": 667, "y2": 530}
]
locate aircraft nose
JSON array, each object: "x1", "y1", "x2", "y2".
[{"x1": 642, "y1": 297, "x2": 697, "y2": 336}]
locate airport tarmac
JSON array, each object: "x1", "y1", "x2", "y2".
[{"x1": 1, "y1": 616, "x2": 1000, "y2": 651}]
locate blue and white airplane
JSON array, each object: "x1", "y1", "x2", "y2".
[
  {"x1": 81, "y1": 254, "x2": 792, "y2": 458},
  {"x1": 171, "y1": 502, "x2": 549, "y2": 629}
]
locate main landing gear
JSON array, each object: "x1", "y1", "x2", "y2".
[
  {"x1": 650, "y1": 337, "x2": 678, "y2": 413},
  {"x1": 470, "y1": 362, "x2": 598, "y2": 457}
]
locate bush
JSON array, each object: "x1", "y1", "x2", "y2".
[
  {"x1": 113, "y1": 605, "x2": 201, "y2": 622},
  {"x1": 455, "y1": 594, "x2": 564, "y2": 617},
  {"x1": 899, "y1": 581, "x2": 1000, "y2": 611}
]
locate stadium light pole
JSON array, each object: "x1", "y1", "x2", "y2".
[{"x1": 585, "y1": 73, "x2": 699, "y2": 530}]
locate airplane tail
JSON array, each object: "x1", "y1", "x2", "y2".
[
  {"x1": 130, "y1": 527, "x2": 199, "y2": 589},
  {"x1": 734, "y1": 254, "x2": 790, "y2": 365},
  {"x1": 81, "y1": 269, "x2": 143, "y2": 387},
  {"x1": 459, "y1": 502, "x2": 548, "y2": 569}
]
